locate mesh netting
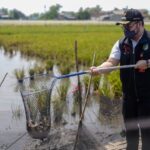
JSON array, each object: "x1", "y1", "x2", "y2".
[{"x1": 20, "y1": 77, "x2": 57, "y2": 140}]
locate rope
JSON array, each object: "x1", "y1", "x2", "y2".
[
  {"x1": 0, "y1": 73, "x2": 8, "y2": 87},
  {"x1": 5, "y1": 132, "x2": 27, "y2": 150}
]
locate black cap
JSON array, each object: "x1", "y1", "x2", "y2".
[{"x1": 116, "y1": 9, "x2": 144, "y2": 25}]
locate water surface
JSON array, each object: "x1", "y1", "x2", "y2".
[
  {"x1": 0, "y1": 48, "x2": 37, "y2": 111},
  {"x1": 0, "y1": 48, "x2": 124, "y2": 149}
]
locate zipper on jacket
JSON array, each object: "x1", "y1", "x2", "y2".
[{"x1": 132, "y1": 48, "x2": 139, "y2": 101}]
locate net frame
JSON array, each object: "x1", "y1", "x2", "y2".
[{"x1": 20, "y1": 77, "x2": 57, "y2": 140}]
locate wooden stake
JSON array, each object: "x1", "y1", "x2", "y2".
[{"x1": 74, "y1": 40, "x2": 82, "y2": 117}]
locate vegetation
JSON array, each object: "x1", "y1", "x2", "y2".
[
  {"x1": 82, "y1": 75, "x2": 90, "y2": 95},
  {"x1": 3, "y1": 23, "x2": 149, "y2": 67},
  {"x1": 52, "y1": 98, "x2": 65, "y2": 124},
  {"x1": 45, "y1": 60, "x2": 53, "y2": 73},
  {"x1": 1, "y1": 24, "x2": 150, "y2": 99},
  {"x1": 40, "y1": 4, "x2": 62, "y2": 20},
  {"x1": 11, "y1": 105, "x2": 23, "y2": 120},
  {"x1": 98, "y1": 71, "x2": 122, "y2": 100},
  {"x1": 14, "y1": 68, "x2": 25, "y2": 82},
  {"x1": 59, "y1": 64, "x2": 72, "y2": 75},
  {"x1": 24, "y1": 89, "x2": 51, "y2": 139},
  {"x1": 1, "y1": 5, "x2": 150, "y2": 20},
  {"x1": 56, "y1": 79, "x2": 70, "y2": 101},
  {"x1": 108, "y1": 71, "x2": 122, "y2": 99},
  {"x1": 28, "y1": 68, "x2": 35, "y2": 80},
  {"x1": 92, "y1": 76, "x2": 101, "y2": 92},
  {"x1": 0, "y1": 5, "x2": 104, "y2": 20},
  {"x1": 0, "y1": 24, "x2": 122, "y2": 66}
]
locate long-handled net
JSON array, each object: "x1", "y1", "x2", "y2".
[
  {"x1": 20, "y1": 64, "x2": 136, "y2": 140},
  {"x1": 20, "y1": 76, "x2": 57, "y2": 140}
]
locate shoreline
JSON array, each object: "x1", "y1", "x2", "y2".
[{"x1": 0, "y1": 20, "x2": 150, "y2": 26}]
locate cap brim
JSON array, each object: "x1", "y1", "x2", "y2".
[{"x1": 116, "y1": 21, "x2": 130, "y2": 25}]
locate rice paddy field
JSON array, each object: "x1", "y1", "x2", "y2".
[
  {"x1": 0, "y1": 21, "x2": 150, "y2": 149},
  {"x1": 1, "y1": 20, "x2": 150, "y2": 99},
  {"x1": 0, "y1": 20, "x2": 150, "y2": 66},
  {"x1": 0, "y1": 21, "x2": 123, "y2": 66}
]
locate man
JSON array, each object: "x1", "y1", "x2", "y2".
[{"x1": 90, "y1": 9, "x2": 150, "y2": 150}]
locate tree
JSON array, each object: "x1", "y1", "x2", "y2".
[
  {"x1": 9, "y1": 9, "x2": 27, "y2": 19},
  {"x1": 0, "y1": 8, "x2": 9, "y2": 15},
  {"x1": 86, "y1": 5, "x2": 102, "y2": 17},
  {"x1": 41, "y1": 4, "x2": 62, "y2": 19},
  {"x1": 29, "y1": 13, "x2": 40, "y2": 20},
  {"x1": 77, "y1": 7, "x2": 91, "y2": 20}
]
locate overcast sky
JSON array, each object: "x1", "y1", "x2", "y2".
[{"x1": 1, "y1": 0, "x2": 149, "y2": 15}]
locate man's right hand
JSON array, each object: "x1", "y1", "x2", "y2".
[{"x1": 90, "y1": 66, "x2": 100, "y2": 75}]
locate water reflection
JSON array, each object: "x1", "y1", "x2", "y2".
[{"x1": 0, "y1": 48, "x2": 37, "y2": 111}]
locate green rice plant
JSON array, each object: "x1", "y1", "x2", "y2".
[
  {"x1": 28, "y1": 68, "x2": 35, "y2": 80},
  {"x1": 33, "y1": 64, "x2": 45, "y2": 74},
  {"x1": 98, "y1": 74, "x2": 113, "y2": 99},
  {"x1": 82, "y1": 75, "x2": 90, "y2": 95},
  {"x1": 37, "y1": 93, "x2": 47, "y2": 114},
  {"x1": 108, "y1": 71, "x2": 122, "y2": 99},
  {"x1": 24, "y1": 86, "x2": 50, "y2": 117},
  {"x1": 11, "y1": 105, "x2": 23, "y2": 120},
  {"x1": 3, "y1": 25, "x2": 150, "y2": 61},
  {"x1": 37, "y1": 66, "x2": 45, "y2": 74},
  {"x1": 98, "y1": 71, "x2": 122, "y2": 100},
  {"x1": 52, "y1": 97, "x2": 66, "y2": 125},
  {"x1": 98, "y1": 73, "x2": 122, "y2": 118},
  {"x1": 59, "y1": 64, "x2": 71, "y2": 75},
  {"x1": 26, "y1": 97, "x2": 39, "y2": 121},
  {"x1": 92, "y1": 75, "x2": 101, "y2": 92},
  {"x1": 14, "y1": 68, "x2": 25, "y2": 83},
  {"x1": 22, "y1": 87, "x2": 51, "y2": 139},
  {"x1": 0, "y1": 24, "x2": 124, "y2": 66},
  {"x1": 56, "y1": 79, "x2": 70, "y2": 101},
  {"x1": 45, "y1": 60, "x2": 53, "y2": 74}
]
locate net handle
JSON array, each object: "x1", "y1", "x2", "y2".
[
  {"x1": 56, "y1": 64, "x2": 136, "y2": 79},
  {"x1": 22, "y1": 64, "x2": 136, "y2": 80}
]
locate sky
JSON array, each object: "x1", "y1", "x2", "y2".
[{"x1": 1, "y1": 0, "x2": 150, "y2": 16}]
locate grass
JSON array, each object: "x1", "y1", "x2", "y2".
[
  {"x1": 1, "y1": 24, "x2": 150, "y2": 66},
  {"x1": 14, "y1": 68, "x2": 25, "y2": 82},
  {"x1": 0, "y1": 24, "x2": 122, "y2": 66},
  {"x1": 11, "y1": 105, "x2": 23, "y2": 120},
  {"x1": 0, "y1": 24, "x2": 150, "y2": 65}
]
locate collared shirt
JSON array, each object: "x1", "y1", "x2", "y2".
[{"x1": 110, "y1": 34, "x2": 143, "y2": 60}]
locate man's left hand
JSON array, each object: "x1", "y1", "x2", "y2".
[{"x1": 135, "y1": 60, "x2": 148, "y2": 69}]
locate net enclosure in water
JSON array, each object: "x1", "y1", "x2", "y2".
[{"x1": 20, "y1": 77, "x2": 56, "y2": 140}]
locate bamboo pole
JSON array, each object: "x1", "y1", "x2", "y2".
[
  {"x1": 73, "y1": 52, "x2": 96, "y2": 150},
  {"x1": 74, "y1": 40, "x2": 82, "y2": 118}
]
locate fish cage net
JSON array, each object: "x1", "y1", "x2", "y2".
[{"x1": 20, "y1": 76, "x2": 56, "y2": 140}]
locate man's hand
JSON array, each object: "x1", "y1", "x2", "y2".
[
  {"x1": 90, "y1": 66, "x2": 100, "y2": 75},
  {"x1": 135, "y1": 60, "x2": 148, "y2": 70},
  {"x1": 89, "y1": 58, "x2": 120, "y2": 75}
]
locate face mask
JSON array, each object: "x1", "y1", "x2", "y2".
[{"x1": 123, "y1": 27, "x2": 137, "y2": 39}]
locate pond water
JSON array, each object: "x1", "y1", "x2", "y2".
[
  {"x1": 0, "y1": 47, "x2": 124, "y2": 149},
  {"x1": 0, "y1": 48, "x2": 37, "y2": 111}
]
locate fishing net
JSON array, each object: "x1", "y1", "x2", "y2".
[
  {"x1": 20, "y1": 76, "x2": 57, "y2": 140},
  {"x1": 19, "y1": 70, "x2": 86, "y2": 140}
]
